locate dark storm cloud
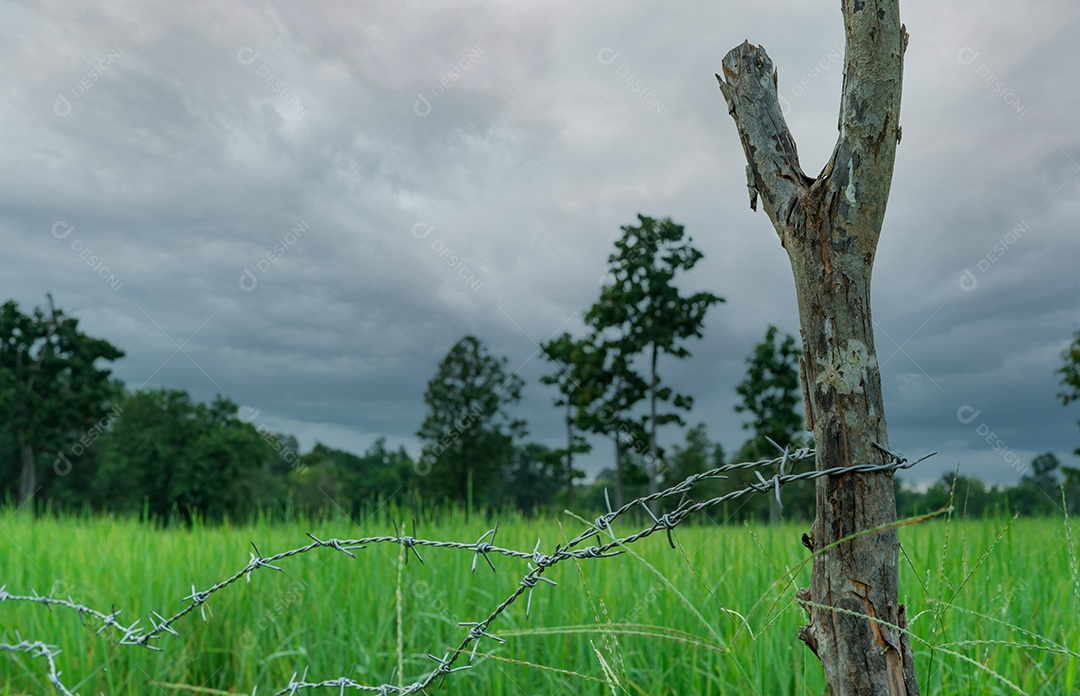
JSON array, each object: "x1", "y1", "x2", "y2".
[{"x1": 2, "y1": 0, "x2": 1077, "y2": 489}]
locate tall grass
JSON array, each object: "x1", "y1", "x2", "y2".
[{"x1": 1, "y1": 504, "x2": 1078, "y2": 695}]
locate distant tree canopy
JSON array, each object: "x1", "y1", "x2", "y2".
[
  {"x1": 289, "y1": 439, "x2": 413, "y2": 515},
  {"x1": 91, "y1": 388, "x2": 274, "y2": 521},
  {"x1": 416, "y1": 336, "x2": 525, "y2": 508},
  {"x1": 734, "y1": 325, "x2": 806, "y2": 458},
  {"x1": 732, "y1": 326, "x2": 813, "y2": 523},
  {"x1": 3, "y1": 302, "x2": 1075, "y2": 523},
  {"x1": 1060, "y1": 329, "x2": 1080, "y2": 458},
  {"x1": 0, "y1": 297, "x2": 123, "y2": 510},
  {"x1": 539, "y1": 333, "x2": 590, "y2": 507},
  {"x1": 572, "y1": 334, "x2": 648, "y2": 510},
  {"x1": 663, "y1": 422, "x2": 725, "y2": 501},
  {"x1": 585, "y1": 214, "x2": 723, "y2": 509}
]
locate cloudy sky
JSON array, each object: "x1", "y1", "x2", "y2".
[{"x1": 2, "y1": 0, "x2": 1077, "y2": 489}]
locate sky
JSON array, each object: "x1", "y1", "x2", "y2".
[{"x1": 1, "y1": 0, "x2": 1077, "y2": 490}]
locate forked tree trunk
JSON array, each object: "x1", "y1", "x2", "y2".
[{"x1": 717, "y1": 1, "x2": 918, "y2": 693}]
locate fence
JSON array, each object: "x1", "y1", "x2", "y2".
[{"x1": 1, "y1": 442, "x2": 927, "y2": 695}]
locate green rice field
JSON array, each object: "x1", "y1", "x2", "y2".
[{"x1": 1, "y1": 505, "x2": 1078, "y2": 695}]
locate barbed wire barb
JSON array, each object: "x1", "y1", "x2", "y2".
[
  {"x1": 393, "y1": 519, "x2": 425, "y2": 565},
  {"x1": 459, "y1": 621, "x2": 505, "y2": 660},
  {"x1": 247, "y1": 541, "x2": 284, "y2": 581},
  {"x1": 472, "y1": 523, "x2": 499, "y2": 574}
]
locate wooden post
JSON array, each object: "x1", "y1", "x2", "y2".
[{"x1": 716, "y1": 2, "x2": 918, "y2": 693}]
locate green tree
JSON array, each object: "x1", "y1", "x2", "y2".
[
  {"x1": 937, "y1": 472, "x2": 991, "y2": 517},
  {"x1": 502, "y1": 442, "x2": 563, "y2": 513},
  {"x1": 292, "y1": 439, "x2": 412, "y2": 515},
  {"x1": 92, "y1": 388, "x2": 274, "y2": 521},
  {"x1": 1062, "y1": 466, "x2": 1080, "y2": 515},
  {"x1": 573, "y1": 339, "x2": 648, "y2": 509},
  {"x1": 585, "y1": 215, "x2": 723, "y2": 510},
  {"x1": 416, "y1": 336, "x2": 525, "y2": 508},
  {"x1": 734, "y1": 325, "x2": 812, "y2": 523},
  {"x1": 539, "y1": 333, "x2": 591, "y2": 506},
  {"x1": 1023, "y1": 452, "x2": 1061, "y2": 492},
  {"x1": 1060, "y1": 330, "x2": 1080, "y2": 457},
  {"x1": 663, "y1": 422, "x2": 726, "y2": 501},
  {"x1": 735, "y1": 326, "x2": 806, "y2": 456},
  {"x1": 0, "y1": 296, "x2": 124, "y2": 511}
]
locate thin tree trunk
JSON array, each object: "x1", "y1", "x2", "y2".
[
  {"x1": 648, "y1": 342, "x2": 659, "y2": 512},
  {"x1": 17, "y1": 430, "x2": 36, "y2": 512},
  {"x1": 15, "y1": 297, "x2": 58, "y2": 515},
  {"x1": 717, "y1": 2, "x2": 917, "y2": 693},
  {"x1": 613, "y1": 433, "x2": 624, "y2": 510},
  {"x1": 565, "y1": 399, "x2": 574, "y2": 507},
  {"x1": 768, "y1": 471, "x2": 779, "y2": 526}
]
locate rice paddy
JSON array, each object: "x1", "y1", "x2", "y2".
[{"x1": 1, "y1": 504, "x2": 1078, "y2": 695}]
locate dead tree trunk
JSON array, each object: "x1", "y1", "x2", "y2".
[{"x1": 717, "y1": 2, "x2": 917, "y2": 693}]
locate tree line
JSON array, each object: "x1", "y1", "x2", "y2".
[{"x1": 3, "y1": 216, "x2": 1079, "y2": 522}]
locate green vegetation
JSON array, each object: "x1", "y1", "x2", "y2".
[
  {"x1": 1, "y1": 216, "x2": 1078, "y2": 522},
  {"x1": 732, "y1": 325, "x2": 814, "y2": 523},
  {"x1": 0, "y1": 296, "x2": 123, "y2": 508},
  {"x1": 2, "y1": 507, "x2": 1078, "y2": 694},
  {"x1": 584, "y1": 214, "x2": 724, "y2": 506},
  {"x1": 539, "y1": 332, "x2": 592, "y2": 507},
  {"x1": 415, "y1": 335, "x2": 526, "y2": 508}
]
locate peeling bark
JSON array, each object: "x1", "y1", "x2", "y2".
[{"x1": 716, "y1": 2, "x2": 917, "y2": 694}]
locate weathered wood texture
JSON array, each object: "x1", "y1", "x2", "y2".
[{"x1": 717, "y1": 2, "x2": 916, "y2": 694}]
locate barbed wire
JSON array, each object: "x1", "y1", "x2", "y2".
[
  {"x1": 1, "y1": 442, "x2": 931, "y2": 695},
  {"x1": 0, "y1": 639, "x2": 76, "y2": 696}
]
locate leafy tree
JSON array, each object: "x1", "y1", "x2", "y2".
[
  {"x1": 734, "y1": 325, "x2": 812, "y2": 523},
  {"x1": 573, "y1": 339, "x2": 648, "y2": 509},
  {"x1": 416, "y1": 336, "x2": 525, "y2": 508},
  {"x1": 1062, "y1": 466, "x2": 1080, "y2": 515},
  {"x1": 1022, "y1": 452, "x2": 1061, "y2": 492},
  {"x1": 936, "y1": 472, "x2": 992, "y2": 517},
  {"x1": 0, "y1": 296, "x2": 123, "y2": 511},
  {"x1": 92, "y1": 388, "x2": 274, "y2": 521},
  {"x1": 581, "y1": 450, "x2": 651, "y2": 509},
  {"x1": 291, "y1": 439, "x2": 412, "y2": 515},
  {"x1": 539, "y1": 333, "x2": 591, "y2": 506},
  {"x1": 267, "y1": 432, "x2": 302, "y2": 477},
  {"x1": 735, "y1": 326, "x2": 807, "y2": 456},
  {"x1": 501, "y1": 442, "x2": 563, "y2": 513},
  {"x1": 1060, "y1": 330, "x2": 1080, "y2": 457},
  {"x1": 585, "y1": 215, "x2": 723, "y2": 509},
  {"x1": 663, "y1": 422, "x2": 725, "y2": 501},
  {"x1": 352, "y1": 438, "x2": 414, "y2": 501}
]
